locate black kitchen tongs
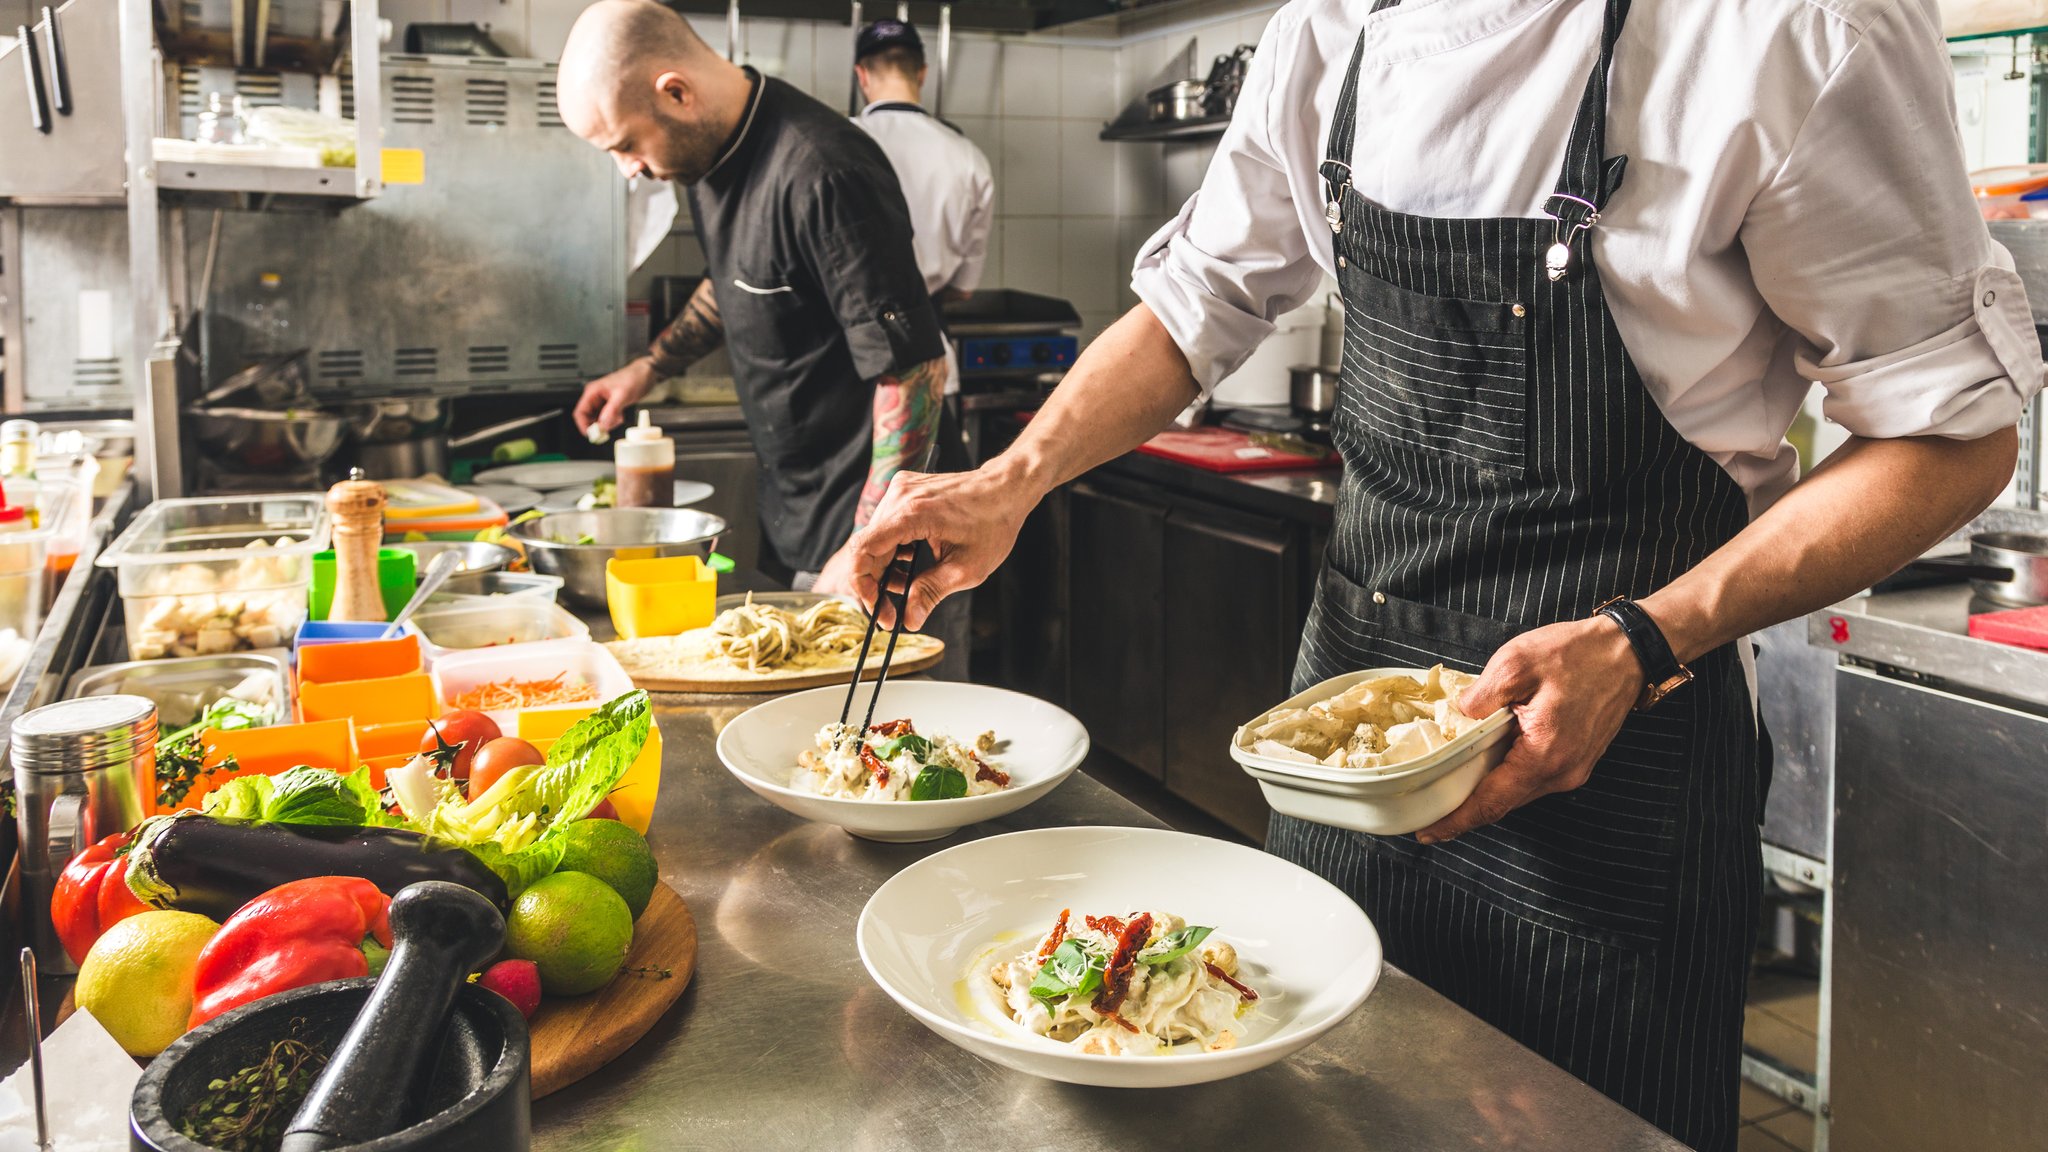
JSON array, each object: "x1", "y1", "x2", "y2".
[{"x1": 839, "y1": 544, "x2": 923, "y2": 733}]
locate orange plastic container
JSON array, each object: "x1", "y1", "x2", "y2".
[
  {"x1": 299, "y1": 672, "x2": 436, "y2": 725},
  {"x1": 299, "y1": 635, "x2": 422, "y2": 686},
  {"x1": 355, "y1": 718, "x2": 432, "y2": 786},
  {"x1": 517, "y1": 705, "x2": 662, "y2": 835},
  {"x1": 165, "y1": 718, "x2": 358, "y2": 814}
]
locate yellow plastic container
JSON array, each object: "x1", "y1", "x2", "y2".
[
  {"x1": 517, "y1": 705, "x2": 662, "y2": 835},
  {"x1": 605, "y1": 555, "x2": 717, "y2": 639}
]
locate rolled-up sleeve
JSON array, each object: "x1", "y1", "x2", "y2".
[
  {"x1": 1743, "y1": 0, "x2": 2042, "y2": 440},
  {"x1": 1131, "y1": 9, "x2": 1328, "y2": 395}
]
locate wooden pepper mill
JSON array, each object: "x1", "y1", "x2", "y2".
[{"x1": 327, "y1": 468, "x2": 388, "y2": 622}]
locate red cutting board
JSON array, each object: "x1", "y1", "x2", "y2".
[
  {"x1": 1968, "y1": 604, "x2": 2048, "y2": 651},
  {"x1": 1136, "y1": 427, "x2": 1331, "y2": 473}
]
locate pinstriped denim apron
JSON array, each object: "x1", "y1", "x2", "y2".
[{"x1": 1267, "y1": 3, "x2": 1766, "y2": 1148}]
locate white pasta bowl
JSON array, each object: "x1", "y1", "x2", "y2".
[
  {"x1": 1230, "y1": 668, "x2": 1515, "y2": 836},
  {"x1": 715, "y1": 681, "x2": 1088, "y2": 842},
  {"x1": 858, "y1": 825, "x2": 1383, "y2": 1088}
]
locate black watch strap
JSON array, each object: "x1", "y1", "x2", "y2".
[{"x1": 1596, "y1": 596, "x2": 1689, "y2": 708}]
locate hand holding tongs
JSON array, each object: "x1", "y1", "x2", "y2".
[{"x1": 839, "y1": 544, "x2": 923, "y2": 737}]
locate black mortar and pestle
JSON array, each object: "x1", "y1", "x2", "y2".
[{"x1": 131, "y1": 881, "x2": 530, "y2": 1152}]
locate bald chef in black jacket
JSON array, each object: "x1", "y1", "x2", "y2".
[{"x1": 557, "y1": 0, "x2": 946, "y2": 593}]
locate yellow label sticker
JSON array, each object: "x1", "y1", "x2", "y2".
[{"x1": 380, "y1": 148, "x2": 425, "y2": 185}]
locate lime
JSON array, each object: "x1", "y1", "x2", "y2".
[
  {"x1": 506, "y1": 871, "x2": 633, "y2": 996},
  {"x1": 557, "y1": 819, "x2": 659, "y2": 919},
  {"x1": 74, "y1": 910, "x2": 219, "y2": 1056}
]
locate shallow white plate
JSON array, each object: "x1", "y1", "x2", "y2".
[
  {"x1": 858, "y1": 825, "x2": 1382, "y2": 1087},
  {"x1": 716, "y1": 681, "x2": 1087, "y2": 842},
  {"x1": 458, "y1": 483, "x2": 542, "y2": 516},
  {"x1": 470, "y1": 460, "x2": 615, "y2": 488},
  {"x1": 535, "y1": 479, "x2": 716, "y2": 512}
]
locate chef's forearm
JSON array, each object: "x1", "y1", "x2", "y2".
[
  {"x1": 989, "y1": 304, "x2": 1201, "y2": 501},
  {"x1": 1639, "y1": 427, "x2": 2019, "y2": 664},
  {"x1": 858, "y1": 356, "x2": 948, "y2": 526},
  {"x1": 647, "y1": 278, "x2": 725, "y2": 377}
]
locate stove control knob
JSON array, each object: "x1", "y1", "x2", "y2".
[
  {"x1": 1030, "y1": 342, "x2": 1055, "y2": 364},
  {"x1": 990, "y1": 343, "x2": 1013, "y2": 365}
]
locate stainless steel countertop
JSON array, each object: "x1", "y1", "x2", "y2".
[{"x1": 531, "y1": 689, "x2": 1684, "y2": 1151}]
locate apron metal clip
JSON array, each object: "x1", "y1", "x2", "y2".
[{"x1": 1543, "y1": 194, "x2": 1600, "y2": 282}]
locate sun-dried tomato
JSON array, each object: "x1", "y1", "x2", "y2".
[
  {"x1": 868, "y1": 719, "x2": 915, "y2": 738},
  {"x1": 1037, "y1": 909, "x2": 1072, "y2": 960},
  {"x1": 1091, "y1": 912, "x2": 1154, "y2": 1017},
  {"x1": 972, "y1": 755, "x2": 1010, "y2": 788},
  {"x1": 859, "y1": 744, "x2": 891, "y2": 788},
  {"x1": 1084, "y1": 914, "x2": 1126, "y2": 937},
  {"x1": 1206, "y1": 961, "x2": 1259, "y2": 1002}
]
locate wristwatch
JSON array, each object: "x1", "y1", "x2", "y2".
[{"x1": 1595, "y1": 596, "x2": 1692, "y2": 710}]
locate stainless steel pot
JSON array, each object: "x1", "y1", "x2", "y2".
[
  {"x1": 185, "y1": 405, "x2": 350, "y2": 472},
  {"x1": 1970, "y1": 531, "x2": 2048, "y2": 607},
  {"x1": 1290, "y1": 365, "x2": 1339, "y2": 417},
  {"x1": 1147, "y1": 80, "x2": 1209, "y2": 123}
]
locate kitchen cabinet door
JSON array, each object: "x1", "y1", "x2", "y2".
[
  {"x1": 1162, "y1": 502, "x2": 1298, "y2": 843},
  {"x1": 1066, "y1": 482, "x2": 1167, "y2": 779}
]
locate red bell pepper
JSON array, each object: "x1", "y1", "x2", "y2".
[
  {"x1": 51, "y1": 832, "x2": 149, "y2": 965},
  {"x1": 189, "y1": 876, "x2": 394, "y2": 1029}
]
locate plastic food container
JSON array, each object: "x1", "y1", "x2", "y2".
[
  {"x1": 175, "y1": 717, "x2": 356, "y2": 814},
  {"x1": 67, "y1": 653, "x2": 290, "y2": 732},
  {"x1": 97, "y1": 493, "x2": 330, "y2": 660},
  {"x1": 431, "y1": 637, "x2": 632, "y2": 731},
  {"x1": 297, "y1": 634, "x2": 423, "y2": 686},
  {"x1": 0, "y1": 475, "x2": 85, "y2": 645},
  {"x1": 1230, "y1": 668, "x2": 1515, "y2": 835},
  {"x1": 299, "y1": 671, "x2": 436, "y2": 726},
  {"x1": 428, "y1": 571, "x2": 564, "y2": 605},
  {"x1": 409, "y1": 599, "x2": 589, "y2": 664},
  {"x1": 1973, "y1": 164, "x2": 2048, "y2": 220},
  {"x1": 309, "y1": 548, "x2": 417, "y2": 622},
  {"x1": 605, "y1": 554, "x2": 716, "y2": 639}
]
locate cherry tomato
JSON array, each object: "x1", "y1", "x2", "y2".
[
  {"x1": 468, "y1": 737, "x2": 545, "y2": 798},
  {"x1": 422, "y1": 710, "x2": 501, "y2": 780},
  {"x1": 587, "y1": 798, "x2": 620, "y2": 822}
]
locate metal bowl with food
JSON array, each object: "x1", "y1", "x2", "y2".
[
  {"x1": 510, "y1": 508, "x2": 725, "y2": 607},
  {"x1": 389, "y1": 539, "x2": 520, "y2": 577}
]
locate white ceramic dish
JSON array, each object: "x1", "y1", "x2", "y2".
[
  {"x1": 458, "y1": 483, "x2": 542, "y2": 516},
  {"x1": 430, "y1": 637, "x2": 634, "y2": 731},
  {"x1": 857, "y1": 825, "x2": 1383, "y2": 1088},
  {"x1": 1230, "y1": 667, "x2": 1514, "y2": 835},
  {"x1": 535, "y1": 479, "x2": 716, "y2": 512},
  {"x1": 470, "y1": 461, "x2": 615, "y2": 488},
  {"x1": 716, "y1": 681, "x2": 1087, "y2": 842}
]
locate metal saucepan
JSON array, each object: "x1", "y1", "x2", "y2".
[
  {"x1": 1290, "y1": 365, "x2": 1339, "y2": 417},
  {"x1": 1147, "y1": 80, "x2": 1209, "y2": 123},
  {"x1": 1970, "y1": 531, "x2": 2048, "y2": 607}
]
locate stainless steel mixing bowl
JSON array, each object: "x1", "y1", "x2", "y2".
[
  {"x1": 389, "y1": 539, "x2": 521, "y2": 576},
  {"x1": 511, "y1": 508, "x2": 725, "y2": 607}
]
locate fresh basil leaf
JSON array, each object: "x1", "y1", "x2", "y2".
[
  {"x1": 908, "y1": 764, "x2": 967, "y2": 801},
  {"x1": 1137, "y1": 925, "x2": 1214, "y2": 966},
  {"x1": 1027, "y1": 939, "x2": 1105, "y2": 1003},
  {"x1": 879, "y1": 734, "x2": 933, "y2": 763}
]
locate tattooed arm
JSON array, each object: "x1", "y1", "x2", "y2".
[
  {"x1": 858, "y1": 356, "x2": 948, "y2": 527},
  {"x1": 573, "y1": 278, "x2": 725, "y2": 435}
]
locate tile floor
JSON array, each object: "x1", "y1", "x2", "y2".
[{"x1": 1738, "y1": 968, "x2": 1822, "y2": 1151}]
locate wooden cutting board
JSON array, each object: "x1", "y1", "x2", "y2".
[
  {"x1": 607, "y1": 633, "x2": 944, "y2": 694},
  {"x1": 529, "y1": 880, "x2": 697, "y2": 1098}
]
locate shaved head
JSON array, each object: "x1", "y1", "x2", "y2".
[{"x1": 557, "y1": 0, "x2": 751, "y2": 184}]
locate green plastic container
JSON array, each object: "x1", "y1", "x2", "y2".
[{"x1": 309, "y1": 548, "x2": 417, "y2": 621}]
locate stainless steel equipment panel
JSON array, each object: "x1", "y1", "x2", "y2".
[
  {"x1": 1756, "y1": 616, "x2": 1834, "y2": 860},
  {"x1": 0, "y1": 0, "x2": 127, "y2": 202},
  {"x1": 190, "y1": 55, "x2": 625, "y2": 397},
  {"x1": 7, "y1": 205, "x2": 132, "y2": 409},
  {"x1": 1830, "y1": 666, "x2": 2048, "y2": 1150}
]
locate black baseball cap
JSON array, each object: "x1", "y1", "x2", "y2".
[{"x1": 856, "y1": 19, "x2": 923, "y2": 61}]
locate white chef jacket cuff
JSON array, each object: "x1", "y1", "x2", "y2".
[
  {"x1": 1131, "y1": 194, "x2": 1280, "y2": 397},
  {"x1": 1805, "y1": 266, "x2": 2044, "y2": 440}
]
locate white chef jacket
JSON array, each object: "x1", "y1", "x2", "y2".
[{"x1": 1133, "y1": 0, "x2": 2045, "y2": 514}]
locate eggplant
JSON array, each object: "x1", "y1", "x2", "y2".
[{"x1": 125, "y1": 813, "x2": 509, "y2": 920}]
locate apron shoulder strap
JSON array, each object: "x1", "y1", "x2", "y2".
[
  {"x1": 1319, "y1": 30, "x2": 1372, "y2": 204},
  {"x1": 1544, "y1": 0, "x2": 1633, "y2": 229}
]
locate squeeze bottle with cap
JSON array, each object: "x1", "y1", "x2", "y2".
[{"x1": 614, "y1": 411, "x2": 675, "y2": 509}]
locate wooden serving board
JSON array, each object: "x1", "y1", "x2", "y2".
[
  {"x1": 607, "y1": 634, "x2": 944, "y2": 694},
  {"x1": 529, "y1": 881, "x2": 697, "y2": 1098}
]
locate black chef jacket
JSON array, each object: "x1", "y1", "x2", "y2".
[{"x1": 685, "y1": 70, "x2": 946, "y2": 573}]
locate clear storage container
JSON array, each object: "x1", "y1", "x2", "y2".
[
  {"x1": 0, "y1": 475, "x2": 85, "y2": 653},
  {"x1": 427, "y1": 571, "x2": 565, "y2": 605},
  {"x1": 430, "y1": 637, "x2": 632, "y2": 731},
  {"x1": 96, "y1": 493, "x2": 330, "y2": 660},
  {"x1": 409, "y1": 598, "x2": 589, "y2": 664}
]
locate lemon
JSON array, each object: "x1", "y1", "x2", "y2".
[
  {"x1": 556, "y1": 819, "x2": 659, "y2": 919},
  {"x1": 74, "y1": 910, "x2": 219, "y2": 1056},
  {"x1": 506, "y1": 871, "x2": 633, "y2": 996}
]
